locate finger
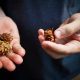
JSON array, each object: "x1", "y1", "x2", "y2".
[
  {"x1": 38, "y1": 29, "x2": 45, "y2": 43},
  {"x1": 12, "y1": 43, "x2": 25, "y2": 57},
  {"x1": 42, "y1": 47, "x2": 66, "y2": 59},
  {"x1": 54, "y1": 19, "x2": 80, "y2": 39},
  {"x1": 0, "y1": 61, "x2": 3, "y2": 69},
  {"x1": 55, "y1": 37, "x2": 70, "y2": 44},
  {"x1": 65, "y1": 40, "x2": 80, "y2": 53},
  {"x1": 71, "y1": 31, "x2": 80, "y2": 41},
  {"x1": 42, "y1": 40, "x2": 80, "y2": 55},
  {"x1": 7, "y1": 52, "x2": 23, "y2": 64},
  {"x1": 0, "y1": 56, "x2": 16, "y2": 71},
  {"x1": 38, "y1": 29, "x2": 44, "y2": 36},
  {"x1": 38, "y1": 35, "x2": 45, "y2": 43},
  {"x1": 41, "y1": 41, "x2": 68, "y2": 55}
]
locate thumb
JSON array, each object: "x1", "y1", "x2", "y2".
[{"x1": 54, "y1": 19, "x2": 80, "y2": 39}]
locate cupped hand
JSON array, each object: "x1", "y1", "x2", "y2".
[
  {"x1": 38, "y1": 13, "x2": 80, "y2": 59},
  {"x1": 0, "y1": 17, "x2": 25, "y2": 71}
]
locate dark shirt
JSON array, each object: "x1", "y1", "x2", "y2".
[{"x1": 0, "y1": 0, "x2": 80, "y2": 80}]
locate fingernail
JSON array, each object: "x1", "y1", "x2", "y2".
[{"x1": 55, "y1": 30, "x2": 62, "y2": 38}]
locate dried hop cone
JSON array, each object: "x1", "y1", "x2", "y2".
[
  {"x1": 0, "y1": 33, "x2": 13, "y2": 43},
  {"x1": 0, "y1": 33, "x2": 13, "y2": 56},
  {"x1": 44, "y1": 28, "x2": 55, "y2": 42},
  {"x1": 0, "y1": 40, "x2": 12, "y2": 56}
]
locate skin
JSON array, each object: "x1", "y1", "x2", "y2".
[
  {"x1": 0, "y1": 12, "x2": 80, "y2": 71},
  {"x1": 38, "y1": 13, "x2": 80, "y2": 59},
  {"x1": 0, "y1": 17, "x2": 25, "y2": 71}
]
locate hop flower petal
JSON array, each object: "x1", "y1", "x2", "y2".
[{"x1": 44, "y1": 28, "x2": 55, "y2": 42}]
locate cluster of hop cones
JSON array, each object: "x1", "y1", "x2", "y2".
[
  {"x1": 44, "y1": 28, "x2": 55, "y2": 42},
  {"x1": 0, "y1": 33, "x2": 13, "y2": 56}
]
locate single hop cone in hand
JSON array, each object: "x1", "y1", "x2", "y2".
[
  {"x1": 0, "y1": 33, "x2": 13, "y2": 56},
  {"x1": 0, "y1": 33, "x2": 13, "y2": 43},
  {"x1": 44, "y1": 28, "x2": 55, "y2": 42}
]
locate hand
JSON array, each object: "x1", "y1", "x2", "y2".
[
  {"x1": 38, "y1": 13, "x2": 80, "y2": 59},
  {"x1": 0, "y1": 17, "x2": 25, "y2": 71}
]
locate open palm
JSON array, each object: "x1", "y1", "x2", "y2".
[{"x1": 0, "y1": 17, "x2": 25, "y2": 71}]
